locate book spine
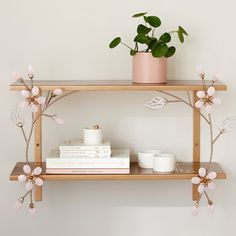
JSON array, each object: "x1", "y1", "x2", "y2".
[
  {"x1": 60, "y1": 150, "x2": 111, "y2": 155},
  {"x1": 59, "y1": 146, "x2": 111, "y2": 151},
  {"x1": 60, "y1": 154, "x2": 111, "y2": 158},
  {"x1": 46, "y1": 159, "x2": 130, "y2": 169},
  {"x1": 46, "y1": 168, "x2": 130, "y2": 174}
]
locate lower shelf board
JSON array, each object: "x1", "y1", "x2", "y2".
[{"x1": 9, "y1": 162, "x2": 226, "y2": 181}]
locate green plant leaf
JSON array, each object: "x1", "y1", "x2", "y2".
[
  {"x1": 178, "y1": 31, "x2": 184, "y2": 43},
  {"x1": 132, "y1": 12, "x2": 147, "y2": 18},
  {"x1": 134, "y1": 34, "x2": 150, "y2": 44},
  {"x1": 165, "y1": 46, "x2": 176, "y2": 58},
  {"x1": 151, "y1": 42, "x2": 168, "y2": 58},
  {"x1": 130, "y1": 49, "x2": 136, "y2": 56},
  {"x1": 143, "y1": 16, "x2": 148, "y2": 22},
  {"x1": 109, "y1": 37, "x2": 121, "y2": 48},
  {"x1": 178, "y1": 26, "x2": 188, "y2": 36},
  {"x1": 146, "y1": 16, "x2": 161, "y2": 28},
  {"x1": 160, "y1": 33, "x2": 171, "y2": 43},
  {"x1": 137, "y1": 24, "x2": 152, "y2": 35},
  {"x1": 148, "y1": 38, "x2": 157, "y2": 49}
]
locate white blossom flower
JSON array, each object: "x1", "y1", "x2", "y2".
[
  {"x1": 192, "y1": 202, "x2": 200, "y2": 216},
  {"x1": 29, "y1": 203, "x2": 36, "y2": 215},
  {"x1": 52, "y1": 88, "x2": 63, "y2": 96},
  {"x1": 195, "y1": 86, "x2": 221, "y2": 113},
  {"x1": 52, "y1": 115, "x2": 64, "y2": 125},
  {"x1": 20, "y1": 86, "x2": 46, "y2": 113},
  {"x1": 12, "y1": 73, "x2": 22, "y2": 82},
  {"x1": 208, "y1": 201, "x2": 215, "y2": 214},
  {"x1": 18, "y1": 165, "x2": 43, "y2": 191},
  {"x1": 28, "y1": 65, "x2": 34, "y2": 79},
  {"x1": 196, "y1": 66, "x2": 205, "y2": 78},
  {"x1": 15, "y1": 197, "x2": 24, "y2": 209},
  {"x1": 191, "y1": 167, "x2": 217, "y2": 193},
  {"x1": 145, "y1": 97, "x2": 168, "y2": 110}
]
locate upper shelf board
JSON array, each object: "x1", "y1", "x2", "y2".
[{"x1": 10, "y1": 80, "x2": 227, "y2": 92}]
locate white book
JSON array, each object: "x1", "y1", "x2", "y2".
[
  {"x1": 60, "y1": 153, "x2": 111, "y2": 158},
  {"x1": 59, "y1": 140, "x2": 111, "y2": 151},
  {"x1": 60, "y1": 150, "x2": 111, "y2": 155},
  {"x1": 46, "y1": 149, "x2": 130, "y2": 169}
]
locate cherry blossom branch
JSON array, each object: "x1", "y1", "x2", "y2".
[
  {"x1": 25, "y1": 113, "x2": 34, "y2": 163},
  {"x1": 157, "y1": 90, "x2": 210, "y2": 125},
  {"x1": 213, "y1": 130, "x2": 225, "y2": 144},
  {"x1": 33, "y1": 91, "x2": 78, "y2": 124},
  {"x1": 20, "y1": 126, "x2": 27, "y2": 143},
  {"x1": 207, "y1": 114, "x2": 214, "y2": 170}
]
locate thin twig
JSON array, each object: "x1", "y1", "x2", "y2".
[
  {"x1": 213, "y1": 131, "x2": 224, "y2": 144},
  {"x1": 157, "y1": 90, "x2": 210, "y2": 125},
  {"x1": 20, "y1": 126, "x2": 27, "y2": 143},
  {"x1": 25, "y1": 113, "x2": 34, "y2": 163},
  {"x1": 33, "y1": 91, "x2": 78, "y2": 124},
  {"x1": 207, "y1": 114, "x2": 214, "y2": 171},
  {"x1": 22, "y1": 190, "x2": 31, "y2": 199},
  {"x1": 187, "y1": 91, "x2": 192, "y2": 106}
]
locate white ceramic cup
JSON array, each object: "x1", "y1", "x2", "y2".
[
  {"x1": 83, "y1": 128, "x2": 102, "y2": 145},
  {"x1": 153, "y1": 153, "x2": 176, "y2": 173},
  {"x1": 138, "y1": 150, "x2": 163, "y2": 168}
]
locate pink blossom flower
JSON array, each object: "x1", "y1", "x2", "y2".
[
  {"x1": 18, "y1": 165, "x2": 43, "y2": 191},
  {"x1": 28, "y1": 65, "x2": 34, "y2": 79},
  {"x1": 192, "y1": 202, "x2": 200, "y2": 216},
  {"x1": 191, "y1": 167, "x2": 217, "y2": 193},
  {"x1": 195, "y1": 86, "x2": 221, "y2": 113},
  {"x1": 20, "y1": 86, "x2": 46, "y2": 113}
]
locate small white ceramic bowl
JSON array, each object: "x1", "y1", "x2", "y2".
[
  {"x1": 153, "y1": 153, "x2": 176, "y2": 173},
  {"x1": 138, "y1": 150, "x2": 163, "y2": 169}
]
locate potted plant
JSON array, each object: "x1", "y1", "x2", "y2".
[{"x1": 109, "y1": 12, "x2": 188, "y2": 84}]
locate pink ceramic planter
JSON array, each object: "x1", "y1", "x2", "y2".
[{"x1": 132, "y1": 52, "x2": 167, "y2": 84}]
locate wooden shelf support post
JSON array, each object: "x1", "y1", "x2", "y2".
[
  {"x1": 34, "y1": 90, "x2": 43, "y2": 201},
  {"x1": 192, "y1": 91, "x2": 201, "y2": 201}
]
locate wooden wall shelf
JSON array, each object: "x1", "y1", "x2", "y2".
[
  {"x1": 10, "y1": 162, "x2": 226, "y2": 181},
  {"x1": 9, "y1": 79, "x2": 228, "y2": 202},
  {"x1": 10, "y1": 80, "x2": 227, "y2": 91}
]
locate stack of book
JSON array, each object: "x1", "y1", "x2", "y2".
[
  {"x1": 59, "y1": 140, "x2": 112, "y2": 158},
  {"x1": 46, "y1": 140, "x2": 130, "y2": 174}
]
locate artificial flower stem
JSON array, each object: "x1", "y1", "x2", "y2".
[
  {"x1": 158, "y1": 90, "x2": 210, "y2": 125},
  {"x1": 25, "y1": 113, "x2": 34, "y2": 163},
  {"x1": 207, "y1": 114, "x2": 214, "y2": 171},
  {"x1": 187, "y1": 91, "x2": 193, "y2": 106},
  {"x1": 33, "y1": 91, "x2": 77, "y2": 124},
  {"x1": 20, "y1": 126, "x2": 27, "y2": 143},
  {"x1": 213, "y1": 131, "x2": 224, "y2": 144}
]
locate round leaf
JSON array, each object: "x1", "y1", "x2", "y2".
[
  {"x1": 178, "y1": 26, "x2": 188, "y2": 36},
  {"x1": 132, "y1": 12, "x2": 147, "y2": 18},
  {"x1": 130, "y1": 49, "x2": 136, "y2": 56},
  {"x1": 137, "y1": 24, "x2": 151, "y2": 35},
  {"x1": 178, "y1": 31, "x2": 184, "y2": 43},
  {"x1": 151, "y1": 42, "x2": 168, "y2": 58},
  {"x1": 165, "y1": 46, "x2": 176, "y2": 58},
  {"x1": 148, "y1": 38, "x2": 157, "y2": 49},
  {"x1": 146, "y1": 16, "x2": 161, "y2": 28},
  {"x1": 109, "y1": 37, "x2": 121, "y2": 48},
  {"x1": 134, "y1": 34, "x2": 150, "y2": 44},
  {"x1": 160, "y1": 33, "x2": 171, "y2": 43}
]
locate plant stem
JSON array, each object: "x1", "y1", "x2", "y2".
[{"x1": 121, "y1": 42, "x2": 133, "y2": 50}]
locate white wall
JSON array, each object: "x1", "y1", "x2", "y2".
[{"x1": 0, "y1": 0, "x2": 236, "y2": 235}]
